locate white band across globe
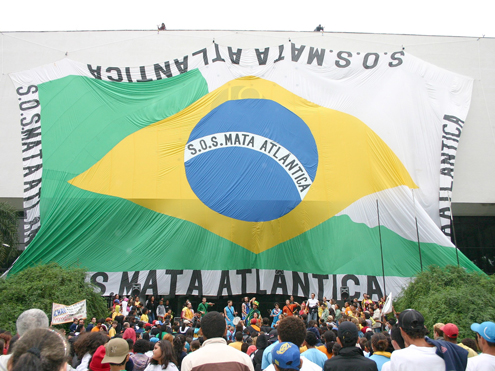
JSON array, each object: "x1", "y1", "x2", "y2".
[{"x1": 185, "y1": 131, "x2": 313, "y2": 199}]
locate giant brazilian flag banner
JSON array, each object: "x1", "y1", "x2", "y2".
[{"x1": 10, "y1": 43, "x2": 479, "y2": 299}]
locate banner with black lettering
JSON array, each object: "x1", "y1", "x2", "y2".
[
  {"x1": 52, "y1": 300, "x2": 87, "y2": 325},
  {"x1": 10, "y1": 42, "x2": 480, "y2": 294}
]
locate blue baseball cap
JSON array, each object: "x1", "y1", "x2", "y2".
[
  {"x1": 150, "y1": 337, "x2": 159, "y2": 343},
  {"x1": 471, "y1": 321, "x2": 495, "y2": 343},
  {"x1": 271, "y1": 342, "x2": 300, "y2": 370}
]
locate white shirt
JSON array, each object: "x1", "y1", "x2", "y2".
[
  {"x1": 307, "y1": 298, "x2": 318, "y2": 308},
  {"x1": 145, "y1": 363, "x2": 179, "y2": 371},
  {"x1": 467, "y1": 353, "x2": 495, "y2": 371},
  {"x1": 264, "y1": 356, "x2": 322, "y2": 371},
  {"x1": 76, "y1": 353, "x2": 91, "y2": 371},
  {"x1": 381, "y1": 345, "x2": 444, "y2": 371}
]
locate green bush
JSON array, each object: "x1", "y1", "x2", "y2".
[
  {"x1": 0, "y1": 262, "x2": 108, "y2": 333},
  {"x1": 394, "y1": 265, "x2": 495, "y2": 340}
]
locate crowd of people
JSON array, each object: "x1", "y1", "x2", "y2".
[{"x1": 0, "y1": 293, "x2": 493, "y2": 371}]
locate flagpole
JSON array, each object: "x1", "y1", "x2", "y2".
[
  {"x1": 376, "y1": 199, "x2": 387, "y2": 296},
  {"x1": 412, "y1": 190, "x2": 423, "y2": 272},
  {"x1": 449, "y1": 196, "x2": 460, "y2": 267}
]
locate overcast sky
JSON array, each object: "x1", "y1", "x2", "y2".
[{"x1": 1, "y1": 0, "x2": 492, "y2": 38}]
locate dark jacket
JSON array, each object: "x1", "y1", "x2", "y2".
[
  {"x1": 323, "y1": 346, "x2": 378, "y2": 371},
  {"x1": 252, "y1": 334, "x2": 269, "y2": 371},
  {"x1": 425, "y1": 337, "x2": 468, "y2": 371}
]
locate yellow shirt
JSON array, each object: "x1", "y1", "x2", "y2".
[
  {"x1": 229, "y1": 341, "x2": 243, "y2": 351},
  {"x1": 109, "y1": 328, "x2": 116, "y2": 338},
  {"x1": 182, "y1": 307, "x2": 194, "y2": 320},
  {"x1": 458, "y1": 343, "x2": 478, "y2": 358},
  {"x1": 141, "y1": 314, "x2": 149, "y2": 323}
]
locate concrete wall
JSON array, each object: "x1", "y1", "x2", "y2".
[{"x1": 1, "y1": 30, "x2": 494, "y2": 215}]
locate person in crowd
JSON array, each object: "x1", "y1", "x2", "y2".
[
  {"x1": 271, "y1": 342, "x2": 310, "y2": 371},
  {"x1": 73, "y1": 331, "x2": 109, "y2": 370},
  {"x1": 307, "y1": 294, "x2": 319, "y2": 323},
  {"x1": 369, "y1": 333, "x2": 391, "y2": 370},
  {"x1": 141, "y1": 309, "x2": 150, "y2": 324},
  {"x1": 252, "y1": 333, "x2": 269, "y2": 371},
  {"x1": 316, "y1": 331, "x2": 336, "y2": 359},
  {"x1": 146, "y1": 297, "x2": 157, "y2": 322},
  {"x1": 299, "y1": 302, "x2": 308, "y2": 317},
  {"x1": 246, "y1": 300, "x2": 261, "y2": 325},
  {"x1": 283, "y1": 299, "x2": 299, "y2": 317},
  {"x1": 130, "y1": 339, "x2": 151, "y2": 371},
  {"x1": 224, "y1": 300, "x2": 237, "y2": 327},
  {"x1": 145, "y1": 339, "x2": 178, "y2": 371},
  {"x1": 181, "y1": 311, "x2": 254, "y2": 371},
  {"x1": 197, "y1": 298, "x2": 214, "y2": 318},
  {"x1": 260, "y1": 318, "x2": 272, "y2": 334},
  {"x1": 441, "y1": 323, "x2": 478, "y2": 358},
  {"x1": 189, "y1": 340, "x2": 200, "y2": 352},
  {"x1": 100, "y1": 337, "x2": 129, "y2": 371},
  {"x1": 307, "y1": 320, "x2": 321, "y2": 342},
  {"x1": 242, "y1": 297, "x2": 251, "y2": 321},
  {"x1": 302, "y1": 331, "x2": 328, "y2": 368},
  {"x1": 467, "y1": 321, "x2": 495, "y2": 370},
  {"x1": 121, "y1": 297, "x2": 129, "y2": 317},
  {"x1": 323, "y1": 321, "x2": 378, "y2": 370},
  {"x1": 372, "y1": 304, "x2": 382, "y2": 333},
  {"x1": 70, "y1": 318, "x2": 79, "y2": 333},
  {"x1": 270, "y1": 303, "x2": 281, "y2": 327},
  {"x1": 173, "y1": 335, "x2": 187, "y2": 369},
  {"x1": 433, "y1": 323, "x2": 445, "y2": 340},
  {"x1": 7, "y1": 328, "x2": 69, "y2": 371},
  {"x1": 382, "y1": 309, "x2": 467, "y2": 371},
  {"x1": 156, "y1": 300, "x2": 166, "y2": 321},
  {"x1": 0, "y1": 308, "x2": 50, "y2": 371},
  {"x1": 387, "y1": 323, "x2": 405, "y2": 351},
  {"x1": 266, "y1": 338, "x2": 321, "y2": 371},
  {"x1": 229, "y1": 331, "x2": 244, "y2": 351},
  {"x1": 320, "y1": 303, "x2": 329, "y2": 323},
  {"x1": 247, "y1": 319, "x2": 261, "y2": 337},
  {"x1": 262, "y1": 316, "x2": 320, "y2": 370},
  {"x1": 181, "y1": 302, "x2": 194, "y2": 322},
  {"x1": 461, "y1": 338, "x2": 478, "y2": 354},
  {"x1": 122, "y1": 322, "x2": 137, "y2": 344},
  {"x1": 87, "y1": 317, "x2": 97, "y2": 332},
  {"x1": 334, "y1": 304, "x2": 342, "y2": 322},
  {"x1": 113, "y1": 305, "x2": 123, "y2": 320}
]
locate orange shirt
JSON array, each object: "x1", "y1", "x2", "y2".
[
  {"x1": 317, "y1": 345, "x2": 333, "y2": 359},
  {"x1": 283, "y1": 304, "x2": 298, "y2": 316}
]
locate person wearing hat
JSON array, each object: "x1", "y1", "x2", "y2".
[
  {"x1": 271, "y1": 342, "x2": 303, "y2": 371},
  {"x1": 101, "y1": 338, "x2": 130, "y2": 371},
  {"x1": 383, "y1": 309, "x2": 467, "y2": 371},
  {"x1": 441, "y1": 323, "x2": 478, "y2": 358},
  {"x1": 323, "y1": 321, "x2": 378, "y2": 370},
  {"x1": 262, "y1": 316, "x2": 321, "y2": 371},
  {"x1": 246, "y1": 300, "x2": 261, "y2": 325},
  {"x1": 467, "y1": 321, "x2": 495, "y2": 370}
]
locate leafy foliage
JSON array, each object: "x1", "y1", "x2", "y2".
[
  {"x1": 394, "y1": 265, "x2": 495, "y2": 340},
  {"x1": 0, "y1": 201, "x2": 20, "y2": 268},
  {"x1": 0, "y1": 262, "x2": 108, "y2": 333}
]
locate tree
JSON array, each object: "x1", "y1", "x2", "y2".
[
  {"x1": 394, "y1": 265, "x2": 495, "y2": 340},
  {"x1": 0, "y1": 262, "x2": 108, "y2": 333},
  {"x1": 0, "y1": 201, "x2": 20, "y2": 269}
]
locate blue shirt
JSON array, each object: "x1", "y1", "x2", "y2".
[
  {"x1": 261, "y1": 340, "x2": 279, "y2": 369},
  {"x1": 301, "y1": 348, "x2": 328, "y2": 369}
]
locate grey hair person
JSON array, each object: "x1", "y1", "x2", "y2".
[{"x1": 16, "y1": 309, "x2": 49, "y2": 336}]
